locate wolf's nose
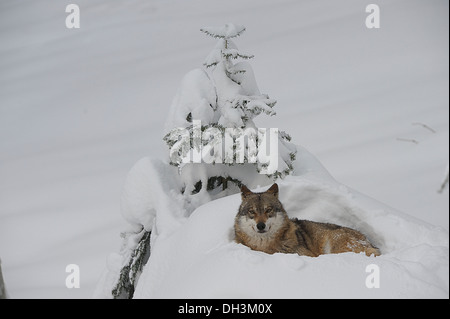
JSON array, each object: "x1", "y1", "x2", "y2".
[{"x1": 256, "y1": 222, "x2": 266, "y2": 231}]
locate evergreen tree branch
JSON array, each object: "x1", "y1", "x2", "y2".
[
  {"x1": 200, "y1": 24, "x2": 246, "y2": 39},
  {"x1": 112, "y1": 230, "x2": 151, "y2": 299}
]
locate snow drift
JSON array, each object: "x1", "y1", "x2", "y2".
[
  {"x1": 95, "y1": 19, "x2": 448, "y2": 298},
  {"x1": 95, "y1": 145, "x2": 449, "y2": 298}
]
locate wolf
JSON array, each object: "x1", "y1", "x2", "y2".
[{"x1": 234, "y1": 183, "x2": 380, "y2": 257}]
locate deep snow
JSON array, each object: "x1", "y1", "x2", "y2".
[
  {"x1": 94, "y1": 148, "x2": 448, "y2": 298},
  {"x1": 0, "y1": 0, "x2": 448, "y2": 298}
]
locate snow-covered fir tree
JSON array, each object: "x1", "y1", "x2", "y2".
[
  {"x1": 164, "y1": 23, "x2": 297, "y2": 198},
  {"x1": 111, "y1": 24, "x2": 298, "y2": 298}
]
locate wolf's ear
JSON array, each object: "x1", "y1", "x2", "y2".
[
  {"x1": 266, "y1": 183, "x2": 279, "y2": 197},
  {"x1": 241, "y1": 185, "x2": 253, "y2": 199}
]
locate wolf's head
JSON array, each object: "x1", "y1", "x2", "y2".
[{"x1": 235, "y1": 183, "x2": 288, "y2": 236}]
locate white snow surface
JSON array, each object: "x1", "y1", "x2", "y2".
[
  {"x1": 0, "y1": 0, "x2": 448, "y2": 298},
  {"x1": 95, "y1": 148, "x2": 448, "y2": 298}
]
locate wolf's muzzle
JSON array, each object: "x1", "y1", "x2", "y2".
[{"x1": 256, "y1": 222, "x2": 266, "y2": 232}]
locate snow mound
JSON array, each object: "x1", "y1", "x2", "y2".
[
  {"x1": 96, "y1": 146, "x2": 449, "y2": 298},
  {"x1": 164, "y1": 69, "x2": 216, "y2": 132},
  {"x1": 120, "y1": 157, "x2": 187, "y2": 234}
]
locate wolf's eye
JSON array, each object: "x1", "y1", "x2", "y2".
[
  {"x1": 248, "y1": 210, "x2": 256, "y2": 218},
  {"x1": 266, "y1": 208, "x2": 276, "y2": 217}
]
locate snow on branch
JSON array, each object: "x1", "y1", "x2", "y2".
[
  {"x1": 222, "y1": 48, "x2": 254, "y2": 60},
  {"x1": 200, "y1": 23, "x2": 246, "y2": 39}
]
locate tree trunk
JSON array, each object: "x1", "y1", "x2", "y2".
[{"x1": 222, "y1": 176, "x2": 228, "y2": 190}]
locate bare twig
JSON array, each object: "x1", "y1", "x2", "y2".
[
  {"x1": 412, "y1": 122, "x2": 436, "y2": 134},
  {"x1": 438, "y1": 164, "x2": 449, "y2": 194},
  {"x1": 396, "y1": 137, "x2": 419, "y2": 144}
]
